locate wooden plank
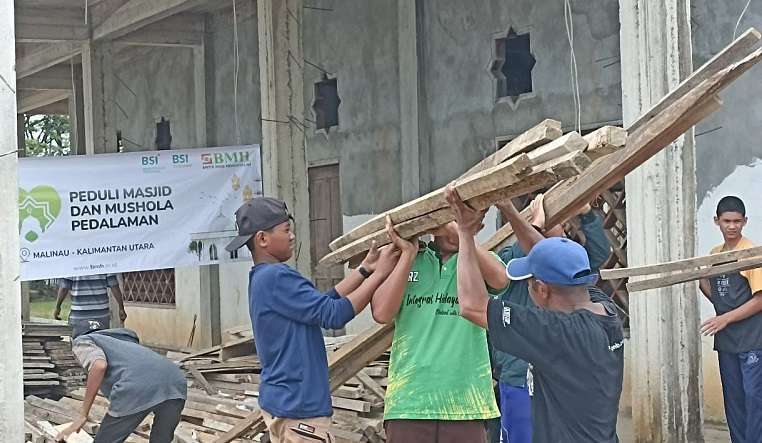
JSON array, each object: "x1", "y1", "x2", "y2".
[
  {"x1": 354, "y1": 372, "x2": 385, "y2": 400},
  {"x1": 326, "y1": 153, "x2": 533, "y2": 252},
  {"x1": 214, "y1": 324, "x2": 396, "y2": 443},
  {"x1": 321, "y1": 151, "x2": 591, "y2": 265},
  {"x1": 583, "y1": 126, "x2": 628, "y2": 161},
  {"x1": 628, "y1": 28, "x2": 761, "y2": 133},
  {"x1": 600, "y1": 245, "x2": 762, "y2": 280},
  {"x1": 627, "y1": 255, "x2": 762, "y2": 293},
  {"x1": 461, "y1": 119, "x2": 563, "y2": 176},
  {"x1": 178, "y1": 344, "x2": 222, "y2": 362},
  {"x1": 219, "y1": 337, "x2": 255, "y2": 361},
  {"x1": 329, "y1": 119, "x2": 563, "y2": 252},
  {"x1": 189, "y1": 366, "x2": 217, "y2": 396},
  {"x1": 482, "y1": 42, "x2": 762, "y2": 249},
  {"x1": 525, "y1": 132, "x2": 587, "y2": 166}
]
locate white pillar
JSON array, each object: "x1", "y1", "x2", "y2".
[
  {"x1": 258, "y1": 0, "x2": 312, "y2": 276},
  {"x1": 619, "y1": 1, "x2": 704, "y2": 441},
  {"x1": 0, "y1": 0, "x2": 25, "y2": 438}
]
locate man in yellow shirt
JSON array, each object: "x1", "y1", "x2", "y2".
[{"x1": 699, "y1": 196, "x2": 762, "y2": 443}]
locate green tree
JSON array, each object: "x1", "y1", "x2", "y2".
[{"x1": 24, "y1": 114, "x2": 71, "y2": 157}]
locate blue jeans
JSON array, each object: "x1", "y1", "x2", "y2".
[
  {"x1": 498, "y1": 383, "x2": 532, "y2": 443},
  {"x1": 718, "y1": 350, "x2": 762, "y2": 443}
]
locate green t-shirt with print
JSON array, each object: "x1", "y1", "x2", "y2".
[{"x1": 383, "y1": 243, "x2": 502, "y2": 420}]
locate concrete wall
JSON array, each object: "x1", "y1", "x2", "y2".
[
  {"x1": 420, "y1": 0, "x2": 622, "y2": 187},
  {"x1": 113, "y1": 3, "x2": 262, "y2": 348},
  {"x1": 692, "y1": 0, "x2": 762, "y2": 423}
]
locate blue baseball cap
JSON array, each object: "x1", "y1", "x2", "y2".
[{"x1": 506, "y1": 237, "x2": 598, "y2": 286}]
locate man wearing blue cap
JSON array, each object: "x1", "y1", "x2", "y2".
[{"x1": 444, "y1": 186, "x2": 624, "y2": 443}]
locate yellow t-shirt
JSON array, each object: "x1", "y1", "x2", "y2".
[{"x1": 710, "y1": 237, "x2": 762, "y2": 295}]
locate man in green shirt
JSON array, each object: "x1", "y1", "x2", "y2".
[{"x1": 371, "y1": 216, "x2": 508, "y2": 442}]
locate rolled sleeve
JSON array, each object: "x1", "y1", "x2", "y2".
[
  {"x1": 58, "y1": 278, "x2": 73, "y2": 289},
  {"x1": 106, "y1": 274, "x2": 120, "y2": 288}
]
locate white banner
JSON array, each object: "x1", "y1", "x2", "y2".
[{"x1": 18, "y1": 146, "x2": 262, "y2": 281}]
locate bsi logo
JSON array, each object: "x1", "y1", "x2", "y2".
[
  {"x1": 141, "y1": 154, "x2": 160, "y2": 167},
  {"x1": 172, "y1": 153, "x2": 190, "y2": 166}
]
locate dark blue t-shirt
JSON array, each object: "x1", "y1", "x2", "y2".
[{"x1": 248, "y1": 262, "x2": 355, "y2": 418}]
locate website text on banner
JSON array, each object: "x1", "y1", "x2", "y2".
[{"x1": 18, "y1": 146, "x2": 262, "y2": 281}]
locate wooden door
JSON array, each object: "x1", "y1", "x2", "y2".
[{"x1": 309, "y1": 164, "x2": 344, "y2": 292}]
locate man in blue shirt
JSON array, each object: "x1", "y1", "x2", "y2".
[{"x1": 226, "y1": 197, "x2": 399, "y2": 442}]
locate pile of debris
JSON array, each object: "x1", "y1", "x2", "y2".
[{"x1": 22, "y1": 321, "x2": 86, "y2": 398}]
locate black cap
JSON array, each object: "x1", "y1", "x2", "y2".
[{"x1": 225, "y1": 197, "x2": 291, "y2": 252}]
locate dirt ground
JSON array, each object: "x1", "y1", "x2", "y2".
[{"x1": 617, "y1": 415, "x2": 730, "y2": 442}]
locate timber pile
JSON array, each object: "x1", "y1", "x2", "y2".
[
  {"x1": 176, "y1": 326, "x2": 391, "y2": 442},
  {"x1": 25, "y1": 328, "x2": 392, "y2": 442},
  {"x1": 22, "y1": 321, "x2": 85, "y2": 397}
]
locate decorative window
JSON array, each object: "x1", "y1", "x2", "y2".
[
  {"x1": 122, "y1": 269, "x2": 176, "y2": 305},
  {"x1": 491, "y1": 28, "x2": 536, "y2": 102},
  {"x1": 313, "y1": 76, "x2": 340, "y2": 132}
]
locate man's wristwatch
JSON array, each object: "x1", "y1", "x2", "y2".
[{"x1": 357, "y1": 266, "x2": 372, "y2": 278}]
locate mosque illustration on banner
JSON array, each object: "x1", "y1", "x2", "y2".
[{"x1": 187, "y1": 175, "x2": 261, "y2": 263}]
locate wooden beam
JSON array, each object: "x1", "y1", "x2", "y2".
[
  {"x1": 461, "y1": 119, "x2": 563, "y2": 176},
  {"x1": 16, "y1": 41, "x2": 82, "y2": 79},
  {"x1": 213, "y1": 324, "x2": 396, "y2": 443},
  {"x1": 321, "y1": 151, "x2": 591, "y2": 265},
  {"x1": 628, "y1": 28, "x2": 761, "y2": 133},
  {"x1": 92, "y1": 0, "x2": 208, "y2": 41},
  {"x1": 15, "y1": 6, "x2": 89, "y2": 42},
  {"x1": 17, "y1": 90, "x2": 70, "y2": 114},
  {"x1": 627, "y1": 255, "x2": 762, "y2": 293},
  {"x1": 583, "y1": 126, "x2": 628, "y2": 161},
  {"x1": 601, "y1": 246, "x2": 762, "y2": 280},
  {"x1": 329, "y1": 119, "x2": 562, "y2": 252},
  {"x1": 483, "y1": 46, "x2": 762, "y2": 250},
  {"x1": 524, "y1": 132, "x2": 587, "y2": 166},
  {"x1": 328, "y1": 154, "x2": 532, "y2": 252}
]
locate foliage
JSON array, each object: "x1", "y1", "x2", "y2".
[{"x1": 24, "y1": 114, "x2": 71, "y2": 157}]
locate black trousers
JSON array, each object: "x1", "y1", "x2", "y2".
[{"x1": 93, "y1": 398, "x2": 185, "y2": 443}]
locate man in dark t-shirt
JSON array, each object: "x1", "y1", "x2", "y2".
[
  {"x1": 698, "y1": 196, "x2": 762, "y2": 443},
  {"x1": 445, "y1": 186, "x2": 624, "y2": 443}
]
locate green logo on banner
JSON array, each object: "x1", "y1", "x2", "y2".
[{"x1": 18, "y1": 186, "x2": 62, "y2": 242}]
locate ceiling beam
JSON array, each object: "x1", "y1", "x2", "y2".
[
  {"x1": 114, "y1": 13, "x2": 204, "y2": 47},
  {"x1": 18, "y1": 89, "x2": 71, "y2": 114},
  {"x1": 17, "y1": 66, "x2": 75, "y2": 90},
  {"x1": 17, "y1": 41, "x2": 83, "y2": 79},
  {"x1": 93, "y1": 0, "x2": 208, "y2": 41},
  {"x1": 15, "y1": 6, "x2": 89, "y2": 42}
]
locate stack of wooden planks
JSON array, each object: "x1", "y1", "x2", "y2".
[
  {"x1": 320, "y1": 122, "x2": 626, "y2": 266},
  {"x1": 25, "y1": 326, "x2": 392, "y2": 442},
  {"x1": 22, "y1": 321, "x2": 85, "y2": 397}
]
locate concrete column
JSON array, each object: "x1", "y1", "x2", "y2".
[
  {"x1": 17, "y1": 114, "x2": 31, "y2": 321},
  {"x1": 619, "y1": 1, "x2": 704, "y2": 442},
  {"x1": 69, "y1": 62, "x2": 86, "y2": 155},
  {"x1": 0, "y1": 0, "x2": 25, "y2": 437},
  {"x1": 82, "y1": 42, "x2": 117, "y2": 155},
  {"x1": 257, "y1": 0, "x2": 312, "y2": 276}
]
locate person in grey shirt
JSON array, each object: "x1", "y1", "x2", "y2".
[
  {"x1": 446, "y1": 187, "x2": 624, "y2": 443},
  {"x1": 56, "y1": 328, "x2": 187, "y2": 443}
]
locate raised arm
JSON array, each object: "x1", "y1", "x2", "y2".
[
  {"x1": 370, "y1": 216, "x2": 419, "y2": 324},
  {"x1": 446, "y1": 186, "x2": 490, "y2": 328},
  {"x1": 334, "y1": 241, "x2": 382, "y2": 296},
  {"x1": 496, "y1": 195, "x2": 546, "y2": 254}
]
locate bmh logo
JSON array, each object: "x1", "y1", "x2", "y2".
[
  {"x1": 201, "y1": 151, "x2": 252, "y2": 169},
  {"x1": 18, "y1": 185, "x2": 62, "y2": 243}
]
